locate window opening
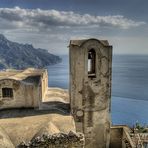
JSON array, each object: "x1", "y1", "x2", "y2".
[
  {"x1": 88, "y1": 49, "x2": 96, "y2": 77},
  {"x1": 2, "y1": 88, "x2": 13, "y2": 98}
]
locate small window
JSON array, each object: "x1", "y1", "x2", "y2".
[
  {"x1": 2, "y1": 88, "x2": 13, "y2": 98},
  {"x1": 88, "y1": 49, "x2": 96, "y2": 77}
]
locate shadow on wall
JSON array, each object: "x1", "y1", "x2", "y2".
[{"x1": 0, "y1": 105, "x2": 70, "y2": 119}]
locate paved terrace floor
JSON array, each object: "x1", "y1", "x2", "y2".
[{"x1": 40, "y1": 87, "x2": 70, "y2": 113}]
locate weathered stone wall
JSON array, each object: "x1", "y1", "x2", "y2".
[
  {"x1": 18, "y1": 131, "x2": 85, "y2": 148},
  {"x1": 110, "y1": 127, "x2": 123, "y2": 148},
  {"x1": 110, "y1": 126, "x2": 135, "y2": 148},
  {"x1": 41, "y1": 69, "x2": 48, "y2": 102},
  {"x1": 0, "y1": 79, "x2": 39, "y2": 109},
  {"x1": 0, "y1": 69, "x2": 49, "y2": 109},
  {"x1": 69, "y1": 39, "x2": 112, "y2": 148}
]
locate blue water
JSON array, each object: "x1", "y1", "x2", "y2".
[{"x1": 47, "y1": 55, "x2": 148, "y2": 126}]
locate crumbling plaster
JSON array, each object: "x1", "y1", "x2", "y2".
[{"x1": 69, "y1": 39, "x2": 112, "y2": 148}]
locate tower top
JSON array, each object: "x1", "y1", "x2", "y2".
[{"x1": 69, "y1": 38, "x2": 111, "y2": 47}]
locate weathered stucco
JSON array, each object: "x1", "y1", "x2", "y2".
[
  {"x1": 0, "y1": 68, "x2": 48, "y2": 110},
  {"x1": 0, "y1": 79, "x2": 37, "y2": 109},
  {"x1": 69, "y1": 39, "x2": 112, "y2": 148},
  {"x1": 110, "y1": 126, "x2": 135, "y2": 148}
]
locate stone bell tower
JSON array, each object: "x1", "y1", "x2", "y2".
[{"x1": 69, "y1": 39, "x2": 112, "y2": 148}]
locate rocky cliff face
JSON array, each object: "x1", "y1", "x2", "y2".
[{"x1": 0, "y1": 34, "x2": 62, "y2": 69}]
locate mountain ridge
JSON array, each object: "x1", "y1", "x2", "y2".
[{"x1": 0, "y1": 34, "x2": 62, "y2": 69}]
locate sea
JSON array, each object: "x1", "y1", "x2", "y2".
[{"x1": 47, "y1": 55, "x2": 148, "y2": 126}]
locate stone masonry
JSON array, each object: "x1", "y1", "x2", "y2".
[{"x1": 69, "y1": 39, "x2": 112, "y2": 148}]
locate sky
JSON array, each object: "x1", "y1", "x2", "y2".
[{"x1": 0, "y1": 0, "x2": 148, "y2": 55}]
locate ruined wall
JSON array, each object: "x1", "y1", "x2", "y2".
[
  {"x1": 23, "y1": 75, "x2": 42, "y2": 108},
  {"x1": 0, "y1": 69, "x2": 49, "y2": 110},
  {"x1": 110, "y1": 126, "x2": 135, "y2": 148},
  {"x1": 110, "y1": 127, "x2": 123, "y2": 148},
  {"x1": 41, "y1": 69, "x2": 48, "y2": 102},
  {"x1": 69, "y1": 39, "x2": 112, "y2": 148},
  {"x1": 0, "y1": 79, "x2": 38, "y2": 109},
  {"x1": 18, "y1": 131, "x2": 85, "y2": 148}
]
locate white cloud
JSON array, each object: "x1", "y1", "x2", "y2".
[
  {"x1": 0, "y1": 7, "x2": 147, "y2": 55},
  {"x1": 0, "y1": 7, "x2": 145, "y2": 31}
]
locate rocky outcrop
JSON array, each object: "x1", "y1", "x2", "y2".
[
  {"x1": 0, "y1": 127, "x2": 15, "y2": 148},
  {"x1": 0, "y1": 34, "x2": 62, "y2": 69},
  {"x1": 18, "y1": 131, "x2": 85, "y2": 148}
]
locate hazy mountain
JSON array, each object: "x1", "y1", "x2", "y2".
[{"x1": 0, "y1": 34, "x2": 62, "y2": 69}]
